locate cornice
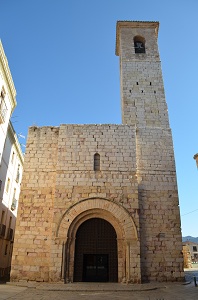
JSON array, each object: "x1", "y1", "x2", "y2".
[
  {"x1": 116, "y1": 21, "x2": 159, "y2": 56},
  {"x1": 0, "y1": 40, "x2": 17, "y2": 111}
]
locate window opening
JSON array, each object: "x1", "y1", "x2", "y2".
[
  {"x1": 94, "y1": 153, "x2": 100, "y2": 171},
  {"x1": 16, "y1": 165, "x2": 20, "y2": 182},
  {"x1": 1, "y1": 211, "x2": 5, "y2": 224},
  {"x1": 8, "y1": 216, "x2": 12, "y2": 228},
  {"x1": 6, "y1": 178, "x2": 10, "y2": 193},
  {"x1": 11, "y1": 152, "x2": 15, "y2": 164},
  {"x1": 4, "y1": 244, "x2": 8, "y2": 255},
  {"x1": 134, "y1": 36, "x2": 145, "y2": 54},
  {"x1": 0, "y1": 88, "x2": 7, "y2": 123},
  {"x1": 11, "y1": 189, "x2": 17, "y2": 211}
]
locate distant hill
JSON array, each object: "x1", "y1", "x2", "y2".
[{"x1": 182, "y1": 236, "x2": 198, "y2": 243}]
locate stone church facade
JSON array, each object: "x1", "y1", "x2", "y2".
[{"x1": 11, "y1": 21, "x2": 184, "y2": 283}]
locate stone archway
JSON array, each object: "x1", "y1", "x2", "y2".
[{"x1": 56, "y1": 198, "x2": 141, "y2": 283}]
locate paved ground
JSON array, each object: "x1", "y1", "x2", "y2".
[{"x1": 0, "y1": 269, "x2": 198, "y2": 300}]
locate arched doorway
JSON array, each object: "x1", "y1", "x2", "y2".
[
  {"x1": 57, "y1": 198, "x2": 141, "y2": 283},
  {"x1": 73, "y1": 218, "x2": 118, "y2": 282}
]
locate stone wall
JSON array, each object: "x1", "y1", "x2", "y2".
[
  {"x1": 11, "y1": 126, "x2": 59, "y2": 281},
  {"x1": 136, "y1": 127, "x2": 183, "y2": 281},
  {"x1": 11, "y1": 124, "x2": 141, "y2": 282}
]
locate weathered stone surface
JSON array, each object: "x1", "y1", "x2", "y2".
[{"x1": 11, "y1": 21, "x2": 184, "y2": 283}]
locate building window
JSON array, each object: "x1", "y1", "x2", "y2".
[
  {"x1": 1, "y1": 210, "x2": 5, "y2": 224},
  {"x1": 16, "y1": 165, "x2": 20, "y2": 183},
  {"x1": 0, "y1": 89, "x2": 7, "y2": 123},
  {"x1": 11, "y1": 151, "x2": 15, "y2": 164},
  {"x1": 8, "y1": 216, "x2": 12, "y2": 228},
  {"x1": 6, "y1": 178, "x2": 10, "y2": 193},
  {"x1": 7, "y1": 216, "x2": 13, "y2": 241},
  {"x1": 0, "y1": 180, "x2": 2, "y2": 191},
  {"x1": 4, "y1": 244, "x2": 8, "y2": 255},
  {"x1": 94, "y1": 153, "x2": 100, "y2": 171},
  {"x1": 11, "y1": 188, "x2": 17, "y2": 211},
  {"x1": 0, "y1": 211, "x2": 6, "y2": 238},
  {"x1": 134, "y1": 36, "x2": 145, "y2": 53},
  {"x1": 193, "y1": 246, "x2": 197, "y2": 252}
]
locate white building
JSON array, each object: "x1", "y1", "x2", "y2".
[
  {"x1": 0, "y1": 41, "x2": 24, "y2": 280},
  {"x1": 0, "y1": 41, "x2": 17, "y2": 161}
]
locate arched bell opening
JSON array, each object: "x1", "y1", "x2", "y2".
[{"x1": 134, "y1": 35, "x2": 146, "y2": 53}]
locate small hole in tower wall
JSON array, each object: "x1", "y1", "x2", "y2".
[
  {"x1": 150, "y1": 82, "x2": 152, "y2": 86},
  {"x1": 154, "y1": 91, "x2": 156, "y2": 94},
  {"x1": 136, "y1": 82, "x2": 139, "y2": 85}
]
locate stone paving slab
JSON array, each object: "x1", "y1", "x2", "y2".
[
  {"x1": 0, "y1": 283, "x2": 198, "y2": 300},
  {"x1": 0, "y1": 284, "x2": 27, "y2": 300},
  {"x1": 1, "y1": 269, "x2": 197, "y2": 300},
  {"x1": 7, "y1": 281, "x2": 164, "y2": 291}
]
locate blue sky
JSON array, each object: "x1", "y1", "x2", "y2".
[{"x1": 0, "y1": 0, "x2": 197, "y2": 237}]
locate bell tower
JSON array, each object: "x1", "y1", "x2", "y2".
[
  {"x1": 116, "y1": 21, "x2": 169, "y2": 128},
  {"x1": 116, "y1": 21, "x2": 184, "y2": 282}
]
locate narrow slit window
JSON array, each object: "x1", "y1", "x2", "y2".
[{"x1": 94, "y1": 153, "x2": 100, "y2": 171}]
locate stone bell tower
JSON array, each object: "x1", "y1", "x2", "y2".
[
  {"x1": 116, "y1": 21, "x2": 184, "y2": 282},
  {"x1": 116, "y1": 21, "x2": 169, "y2": 128}
]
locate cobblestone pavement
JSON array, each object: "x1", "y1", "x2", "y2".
[{"x1": 0, "y1": 269, "x2": 198, "y2": 300}]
